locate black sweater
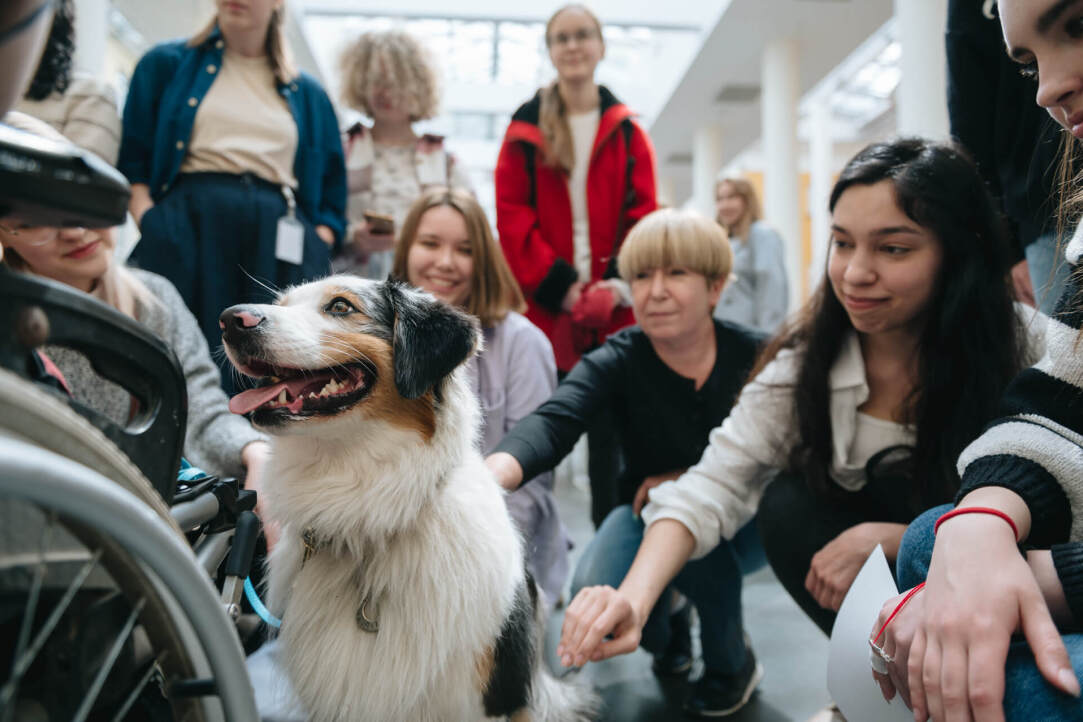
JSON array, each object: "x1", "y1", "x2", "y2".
[{"x1": 495, "y1": 320, "x2": 764, "y2": 507}]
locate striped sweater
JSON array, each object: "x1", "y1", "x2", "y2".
[{"x1": 957, "y1": 223, "x2": 1083, "y2": 622}]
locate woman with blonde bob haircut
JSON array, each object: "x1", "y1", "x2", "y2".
[
  {"x1": 617, "y1": 207, "x2": 733, "y2": 285},
  {"x1": 393, "y1": 186, "x2": 570, "y2": 606},
  {"x1": 713, "y1": 176, "x2": 789, "y2": 333},
  {"x1": 337, "y1": 31, "x2": 473, "y2": 280},
  {"x1": 487, "y1": 208, "x2": 768, "y2": 717}
]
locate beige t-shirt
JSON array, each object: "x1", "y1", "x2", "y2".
[
  {"x1": 180, "y1": 49, "x2": 297, "y2": 187},
  {"x1": 567, "y1": 109, "x2": 599, "y2": 282}
]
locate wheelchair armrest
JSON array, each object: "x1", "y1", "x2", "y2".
[{"x1": 0, "y1": 266, "x2": 186, "y2": 502}]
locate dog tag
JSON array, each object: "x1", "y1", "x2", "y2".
[{"x1": 275, "y1": 216, "x2": 305, "y2": 265}]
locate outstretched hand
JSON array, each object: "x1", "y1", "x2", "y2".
[{"x1": 557, "y1": 585, "x2": 644, "y2": 668}]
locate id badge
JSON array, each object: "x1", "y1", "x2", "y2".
[{"x1": 275, "y1": 216, "x2": 305, "y2": 265}]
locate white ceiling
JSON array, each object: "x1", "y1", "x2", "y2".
[{"x1": 649, "y1": 0, "x2": 894, "y2": 199}]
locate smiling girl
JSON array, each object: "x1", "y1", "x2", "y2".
[
  {"x1": 495, "y1": 4, "x2": 658, "y2": 529},
  {"x1": 552, "y1": 139, "x2": 1044, "y2": 713}
]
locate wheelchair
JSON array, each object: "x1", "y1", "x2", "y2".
[{"x1": 0, "y1": 120, "x2": 261, "y2": 721}]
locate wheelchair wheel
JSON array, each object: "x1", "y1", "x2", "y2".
[{"x1": 0, "y1": 373, "x2": 256, "y2": 721}]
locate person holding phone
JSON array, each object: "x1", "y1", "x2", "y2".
[{"x1": 335, "y1": 30, "x2": 473, "y2": 280}]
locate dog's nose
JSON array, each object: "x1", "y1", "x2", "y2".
[{"x1": 220, "y1": 306, "x2": 265, "y2": 332}]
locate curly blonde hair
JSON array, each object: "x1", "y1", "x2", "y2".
[{"x1": 339, "y1": 31, "x2": 440, "y2": 121}]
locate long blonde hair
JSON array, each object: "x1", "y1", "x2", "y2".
[
  {"x1": 392, "y1": 187, "x2": 526, "y2": 327},
  {"x1": 189, "y1": 5, "x2": 297, "y2": 85},
  {"x1": 540, "y1": 4, "x2": 604, "y2": 171},
  {"x1": 715, "y1": 177, "x2": 762, "y2": 240}
]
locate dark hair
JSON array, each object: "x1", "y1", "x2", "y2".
[
  {"x1": 753, "y1": 137, "x2": 1025, "y2": 510},
  {"x1": 24, "y1": 0, "x2": 74, "y2": 102}
]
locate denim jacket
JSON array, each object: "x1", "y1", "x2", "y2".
[{"x1": 117, "y1": 27, "x2": 346, "y2": 242}]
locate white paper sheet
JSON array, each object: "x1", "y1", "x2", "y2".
[{"x1": 827, "y1": 544, "x2": 914, "y2": 722}]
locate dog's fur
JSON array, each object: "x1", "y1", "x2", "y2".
[{"x1": 221, "y1": 277, "x2": 595, "y2": 722}]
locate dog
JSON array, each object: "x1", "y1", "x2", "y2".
[{"x1": 221, "y1": 276, "x2": 596, "y2": 722}]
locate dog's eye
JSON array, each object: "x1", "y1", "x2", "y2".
[{"x1": 326, "y1": 298, "x2": 356, "y2": 316}]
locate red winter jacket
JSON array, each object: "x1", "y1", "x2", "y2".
[{"x1": 495, "y1": 86, "x2": 658, "y2": 371}]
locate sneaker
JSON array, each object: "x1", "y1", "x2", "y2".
[
  {"x1": 651, "y1": 604, "x2": 693, "y2": 678},
  {"x1": 683, "y1": 648, "x2": 764, "y2": 718},
  {"x1": 806, "y1": 702, "x2": 846, "y2": 721}
]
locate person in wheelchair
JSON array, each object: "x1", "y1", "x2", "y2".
[{"x1": 1, "y1": 111, "x2": 271, "y2": 506}]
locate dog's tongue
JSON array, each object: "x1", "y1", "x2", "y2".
[{"x1": 229, "y1": 376, "x2": 321, "y2": 415}]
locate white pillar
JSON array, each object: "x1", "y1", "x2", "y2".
[
  {"x1": 894, "y1": 0, "x2": 949, "y2": 138},
  {"x1": 73, "y1": 0, "x2": 107, "y2": 77},
  {"x1": 761, "y1": 37, "x2": 802, "y2": 309},
  {"x1": 807, "y1": 94, "x2": 833, "y2": 293},
  {"x1": 692, "y1": 125, "x2": 725, "y2": 220}
]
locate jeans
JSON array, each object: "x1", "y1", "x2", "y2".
[
  {"x1": 569, "y1": 504, "x2": 765, "y2": 674},
  {"x1": 757, "y1": 470, "x2": 923, "y2": 636},
  {"x1": 1026, "y1": 231, "x2": 1072, "y2": 316},
  {"x1": 899, "y1": 506, "x2": 1083, "y2": 721}
]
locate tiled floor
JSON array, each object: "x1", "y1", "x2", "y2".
[{"x1": 546, "y1": 453, "x2": 832, "y2": 721}]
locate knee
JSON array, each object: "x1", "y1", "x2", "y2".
[
  {"x1": 569, "y1": 505, "x2": 639, "y2": 597},
  {"x1": 756, "y1": 473, "x2": 804, "y2": 552},
  {"x1": 896, "y1": 504, "x2": 950, "y2": 590}
]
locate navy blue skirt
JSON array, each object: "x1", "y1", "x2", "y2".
[{"x1": 131, "y1": 172, "x2": 332, "y2": 392}]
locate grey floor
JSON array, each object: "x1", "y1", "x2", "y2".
[{"x1": 545, "y1": 453, "x2": 832, "y2": 721}]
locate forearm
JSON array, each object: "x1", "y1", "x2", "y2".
[
  {"x1": 618, "y1": 519, "x2": 695, "y2": 622},
  {"x1": 954, "y1": 486, "x2": 1033, "y2": 542},
  {"x1": 867, "y1": 522, "x2": 907, "y2": 563},
  {"x1": 486, "y1": 451, "x2": 524, "y2": 491},
  {"x1": 129, "y1": 183, "x2": 154, "y2": 227}
]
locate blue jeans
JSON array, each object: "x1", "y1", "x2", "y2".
[
  {"x1": 899, "y1": 506, "x2": 1083, "y2": 721},
  {"x1": 1026, "y1": 231, "x2": 1072, "y2": 316},
  {"x1": 569, "y1": 504, "x2": 765, "y2": 674}
]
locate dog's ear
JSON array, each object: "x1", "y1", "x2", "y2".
[{"x1": 383, "y1": 280, "x2": 479, "y2": 399}]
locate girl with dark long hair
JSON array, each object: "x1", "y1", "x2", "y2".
[{"x1": 555, "y1": 138, "x2": 1043, "y2": 686}]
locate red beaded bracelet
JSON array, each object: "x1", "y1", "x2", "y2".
[
  {"x1": 934, "y1": 506, "x2": 1019, "y2": 542},
  {"x1": 873, "y1": 582, "x2": 926, "y2": 644}
]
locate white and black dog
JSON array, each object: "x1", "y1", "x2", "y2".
[{"x1": 221, "y1": 276, "x2": 595, "y2": 722}]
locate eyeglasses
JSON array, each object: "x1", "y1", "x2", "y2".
[
  {"x1": 0, "y1": 223, "x2": 62, "y2": 246},
  {"x1": 548, "y1": 28, "x2": 599, "y2": 47}
]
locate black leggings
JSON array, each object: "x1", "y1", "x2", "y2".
[{"x1": 756, "y1": 469, "x2": 927, "y2": 635}]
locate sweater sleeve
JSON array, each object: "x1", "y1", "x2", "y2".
[
  {"x1": 500, "y1": 316, "x2": 558, "y2": 490},
  {"x1": 494, "y1": 134, "x2": 572, "y2": 313},
  {"x1": 493, "y1": 334, "x2": 624, "y2": 484},
  {"x1": 749, "y1": 222, "x2": 790, "y2": 333},
  {"x1": 117, "y1": 44, "x2": 176, "y2": 187},
  {"x1": 641, "y1": 349, "x2": 800, "y2": 558},
  {"x1": 311, "y1": 81, "x2": 347, "y2": 243},
  {"x1": 136, "y1": 272, "x2": 267, "y2": 478}
]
